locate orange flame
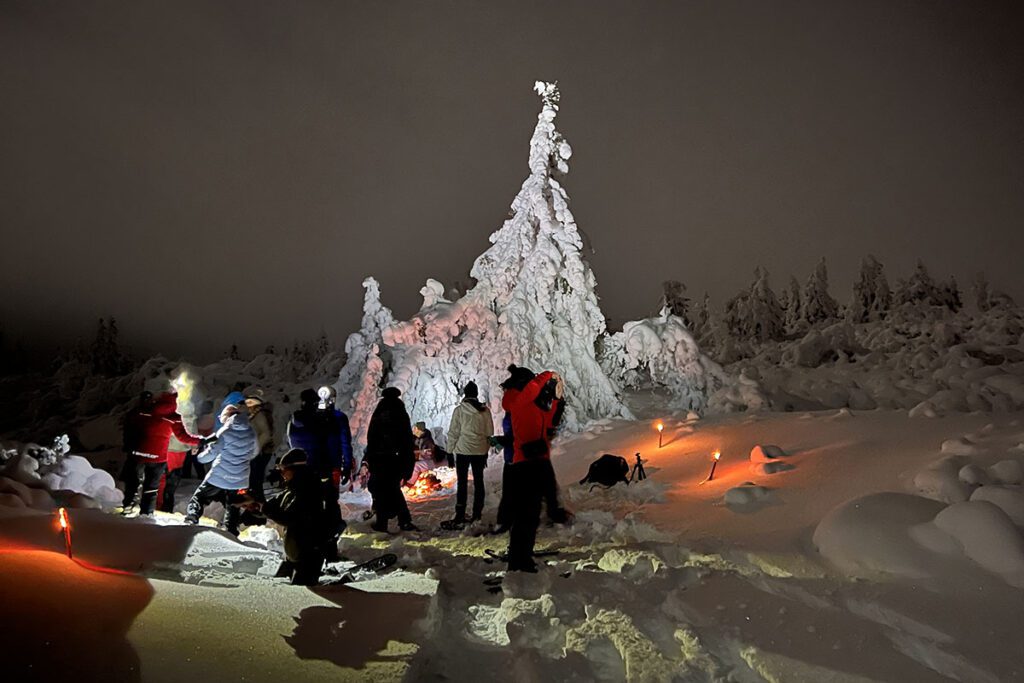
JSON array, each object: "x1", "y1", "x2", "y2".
[
  {"x1": 713, "y1": 450, "x2": 721, "y2": 460},
  {"x1": 656, "y1": 422, "x2": 664, "y2": 432},
  {"x1": 57, "y1": 507, "x2": 69, "y2": 530},
  {"x1": 404, "y1": 474, "x2": 443, "y2": 499}
]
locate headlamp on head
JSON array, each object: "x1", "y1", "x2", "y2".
[{"x1": 317, "y1": 386, "x2": 332, "y2": 409}]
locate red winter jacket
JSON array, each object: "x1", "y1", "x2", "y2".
[
  {"x1": 128, "y1": 393, "x2": 201, "y2": 464},
  {"x1": 507, "y1": 371, "x2": 562, "y2": 464}
]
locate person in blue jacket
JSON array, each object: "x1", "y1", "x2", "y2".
[
  {"x1": 287, "y1": 386, "x2": 352, "y2": 559},
  {"x1": 185, "y1": 402, "x2": 258, "y2": 536}
]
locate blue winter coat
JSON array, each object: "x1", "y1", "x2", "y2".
[
  {"x1": 199, "y1": 411, "x2": 258, "y2": 490},
  {"x1": 287, "y1": 408, "x2": 353, "y2": 474}
]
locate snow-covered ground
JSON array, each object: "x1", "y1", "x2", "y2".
[{"x1": 2, "y1": 400, "x2": 1023, "y2": 682}]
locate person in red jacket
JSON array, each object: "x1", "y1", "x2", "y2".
[
  {"x1": 505, "y1": 370, "x2": 565, "y2": 572},
  {"x1": 122, "y1": 391, "x2": 203, "y2": 516}
]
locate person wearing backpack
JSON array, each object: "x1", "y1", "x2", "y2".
[
  {"x1": 505, "y1": 370, "x2": 565, "y2": 572},
  {"x1": 443, "y1": 382, "x2": 494, "y2": 528}
]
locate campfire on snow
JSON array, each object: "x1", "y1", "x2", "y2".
[{"x1": 404, "y1": 472, "x2": 443, "y2": 498}]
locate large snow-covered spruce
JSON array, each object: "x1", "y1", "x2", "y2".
[{"x1": 336, "y1": 82, "x2": 636, "y2": 441}]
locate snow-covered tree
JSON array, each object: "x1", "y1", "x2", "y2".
[
  {"x1": 722, "y1": 268, "x2": 784, "y2": 343},
  {"x1": 336, "y1": 82, "x2": 643, "y2": 446},
  {"x1": 847, "y1": 255, "x2": 891, "y2": 323},
  {"x1": 660, "y1": 280, "x2": 691, "y2": 327},
  {"x1": 897, "y1": 260, "x2": 944, "y2": 307},
  {"x1": 800, "y1": 258, "x2": 839, "y2": 326},
  {"x1": 973, "y1": 273, "x2": 992, "y2": 312},
  {"x1": 693, "y1": 291, "x2": 711, "y2": 339},
  {"x1": 746, "y1": 267, "x2": 785, "y2": 341},
  {"x1": 605, "y1": 310, "x2": 728, "y2": 411},
  {"x1": 938, "y1": 276, "x2": 962, "y2": 312},
  {"x1": 783, "y1": 276, "x2": 802, "y2": 332}
]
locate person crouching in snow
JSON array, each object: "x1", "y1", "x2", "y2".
[
  {"x1": 506, "y1": 370, "x2": 566, "y2": 573},
  {"x1": 443, "y1": 381, "x2": 494, "y2": 528},
  {"x1": 245, "y1": 448, "x2": 332, "y2": 586},
  {"x1": 185, "y1": 403, "x2": 258, "y2": 536},
  {"x1": 364, "y1": 387, "x2": 417, "y2": 533},
  {"x1": 123, "y1": 391, "x2": 203, "y2": 516}
]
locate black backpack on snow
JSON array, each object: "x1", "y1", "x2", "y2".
[{"x1": 579, "y1": 454, "x2": 630, "y2": 489}]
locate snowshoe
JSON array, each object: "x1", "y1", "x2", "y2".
[
  {"x1": 324, "y1": 553, "x2": 398, "y2": 585},
  {"x1": 349, "y1": 552, "x2": 398, "y2": 574}
]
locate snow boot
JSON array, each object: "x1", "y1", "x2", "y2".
[
  {"x1": 399, "y1": 521, "x2": 419, "y2": 532},
  {"x1": 440, "y1": 515, "x2": 467, "y2": 531},
  {"x1": 370, "y1": 520, "x2": 389, "y2": 533}
]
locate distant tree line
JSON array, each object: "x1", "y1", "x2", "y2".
[{"x1": 660, "y1": 257, "x2": 1017, "y2": 350}]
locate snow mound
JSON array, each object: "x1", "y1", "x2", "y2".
[
  {"x1": 815, "y1": 492, "x2": 1024, "y2": 587},
  {"x1": 595, "y1": 548, "x2": 665, "y2": 580},
  {"x1": 724, "y1": 483, "x2": 771, "y2": 506},
  {"x1": 750, "y1": 444, "x2": 787, "y2": 462},
  {"x1": 913, "y1": 456, "x2": 973, "y2": 503},
  {"x1": 970, "y1": 486, "x2": 1024, "y2": 527},
  {"x1": 957, "y1": 464, "x2": 990, "y2": 486},
  {"x1": 941, "y1": 438, "x2": 981, "y2": 456},
  {"x1": 813, "y1": 493, "x2": 946, "y2": 580},
  {"x1": 42, "y1": 455, "x2": 121, "y2": 508},
  {"x1": 931, "y1": 501, "x2": 1024, "y2": 587},
  {"x1": 988, "y1": 459, "x2": 1023, "y2": 485}
]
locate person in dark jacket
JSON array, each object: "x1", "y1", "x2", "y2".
[
  {"x1": 287, "y1": 387, "x2": 351, "y2": 558},
  {"x1": 119, "y1": 390, "x2": 154, "y2": 513},
  {"x1": 505, "y1": 370, "x2": 565, "y2": 572},
  {"x1": 364, "y1": 387, "x2": 417, "y2": 533},
  {"x1": 123, "y1": 392, "x2": 203, "y2": 516},
  {"x1": 247, "y1": 448, "x2": 332, "y2": 586}
]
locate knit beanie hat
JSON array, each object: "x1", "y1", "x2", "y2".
[
  {"x1": 464, "y1": 381, "x2": 479, "y2": 399},
  {"x1": 382, "y1": 387, "x2": 402, "y2": 400},
  {"x1": 279, "y1": 448, "x2": 308, "y2": 468}
]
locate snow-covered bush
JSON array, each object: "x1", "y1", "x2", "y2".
[
  {"x1": 603, "y1": 311, "x2": 727, "y2": 412},
  {"x1": 0, "y1": 435, "x2": 120, "y2": 511}
]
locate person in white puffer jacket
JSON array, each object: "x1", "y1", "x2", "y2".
[
  {"x1": 185, "y1": 403, "x2": 258, "y2": 536},
  {"x1": 443, "y1": 382, "x2": 493, "y2": 528}
]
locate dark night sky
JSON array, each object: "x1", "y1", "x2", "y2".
[{"x1": 2, "y1": 1, "x2": 1023, "y2": 361}]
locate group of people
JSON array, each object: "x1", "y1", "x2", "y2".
[{"x1": 119, "y1": 363, "x2": 571, "y2": 583}]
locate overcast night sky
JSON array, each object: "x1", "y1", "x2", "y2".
[{"x1": 1, "y1": 0, "x2": 1022, "y2": 361}]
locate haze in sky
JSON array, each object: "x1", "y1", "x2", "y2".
[{"x1": 1, "y1": 0, "x2": 1022, "y2": 360}]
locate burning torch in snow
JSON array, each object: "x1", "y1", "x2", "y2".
[
  {"x1": 656, "y1": 422, "x2": 665, "y2": 449},
  {"x1": 707, "y1": 451, "x2": 722, "y2": 482},
  {"x1": 56, "y1": 507, "x2": 72, "y2": 559}
]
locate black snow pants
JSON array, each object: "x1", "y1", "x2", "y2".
[
  {"x1": 159, "y1": 466, "x2": 182, "y2": 513},
  {"x1": 249, "y1": 450, "x2": 274, "y2": 502},
  {"x1": 507, "y1": 459, "x2": 555, "y2": 572},
  {"x1": 185, "y1": 481, "x2": 242, "y2": 535},
  {"x1": 122, "y1": 460, "x2": 167, "y2": 515},
  {"x1": 496, "y1": 463, "x2": 513, "y2": 528},
  {"x1": 368, "y1": 473, "x2": 411, "y2": 527},
  {"x1": 455, "y1": 453, "x2": 487, "y2": 520}
]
